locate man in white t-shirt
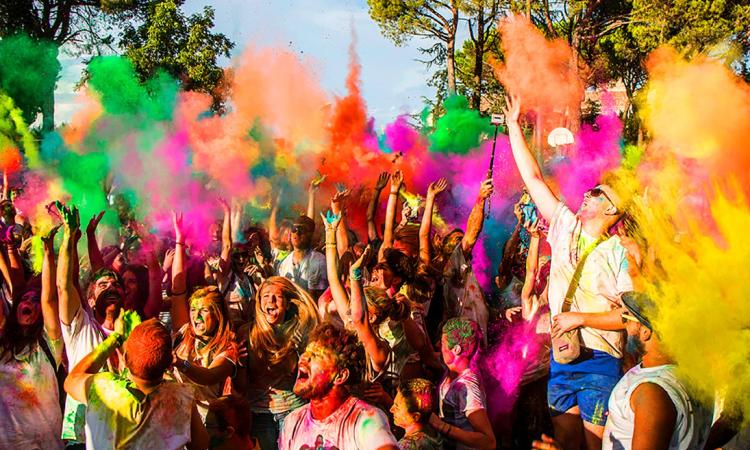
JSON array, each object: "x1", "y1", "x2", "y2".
[
  {"x1": 56, "y1": 203, "x2": 128, "y2": 443},
  {"x1": 533, "y1": 291, "x2": 713, "y2": 450},
  {"x1": 504, "y1": 96, "x2": 633, "y2": 450},
  {"x1": 279, "y1": 323, "x2": 398, "y2": 450},
  {"x1": 277, "y1": 215, "x2": 327, "y2": 299}
]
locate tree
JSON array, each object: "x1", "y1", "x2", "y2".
[
  {"x1": 119, "y1": 0, "x2": 234, "y2": 109},
  {"x1": 0, "y1": 0, "x2": 150, "y2": 131},
  {"x1": 368, "y1": 0, "x2": 461, "y2": 94},
  {"x1": 458, "y1": 0, "x2": 505, "y2": 109}
]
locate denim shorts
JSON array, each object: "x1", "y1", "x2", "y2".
[{"x1": 547, "y1": 370, "x2": 619, "y2": 426}]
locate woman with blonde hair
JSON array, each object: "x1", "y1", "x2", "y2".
[
  {"x1": 236, "y1": 275, "x2": 320, "y2": 449},
  {"x1": 171, "y1": 212, "x2": 238, "y2": 420}
]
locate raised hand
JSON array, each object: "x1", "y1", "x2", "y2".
[
  {"x1": 86, "y1": 210, "x2": 106, "y2": 236},
  {"x1": 350, "y1": 245, "x2": 371, "y2": 275},
  {"x1": 309, "y1": 173, "x2": 326, "y2": 191},
  {"x1": 477, "y1": 179, "x2": 494, "y2": 201},
  {"x1": 390, "y1": 170, "x2": 404, "y2": 193},
  {"x1": 114, "y1": 309, "x2": 142, "y2": 342},
  {"x1": 374, "y1": 172, "x2": 391, "y2": 191},
  {"x1": 171, "y1": 211, "x2": 184, "y2": 244},
  {"x1": 331, "y1": 188, "x2": 351, "y2": 214},
  {"x1": 427, "y1": 178, "x2": 448, "y2": 198},
  {"x1": 218, "y1": 197, "x2": 230, "y2": 213},
  {"x1": 502, "y1": 94, "x2": 521, "y2": 126},
  {"x1": 56, "y1": 201, "x2": 80, "y2": 233},
  {"x1": 42, "y1": 224, "x2": 62, "y2": 251},
  {"x1": 320, "y1": 210, "x2": 342, "y2": 233}
]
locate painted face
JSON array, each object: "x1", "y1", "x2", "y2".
[
  {"x1": 440, "y1": 334, "x2": 458, "y2": 366},
  {"x1": 16, "y1": 291, "x2": 41, "y2": 328},
  {"x1": 578, "y1": 185, "x2": 617, "y2": 220},
  {"x1": 260, "y1": 283, "x2": 287, "y2": 326},
  {"x1": 294, "y1": 341, "x2": 339, "y2": 400},
  {"x1": 370, "y1": 266, "x2": 393, "y2": 290},
  {"x1": 190, "y1": 297, "x2": 218, "y2": 338},
  {"x1": 625, "y1": 319, "x2": 646, "y2": 359},
  {"x1": 443, "y1": 231, "x2": 463, "y2": 257},
  {"x1": 122, "y1": 270, "x2": 139, "y2": 308},
  {"x1": 390, "y1": 391, "x2": 417, "y2": 429},
  {"x1": 92, "y1": 275, "x2": 124, "y2": 318}
]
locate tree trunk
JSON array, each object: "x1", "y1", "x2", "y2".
[
  {"x1": 446, "y1": 4, "x2": 459, "y2": 95},
  {"x1": 42, "y1": 84, "x2": 55, "y2": 133},
  {"x1": 471, "y1": 6, "x2": 485, "y2": 110}
]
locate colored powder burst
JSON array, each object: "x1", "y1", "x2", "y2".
[
  {"x1": 0, "y1": 33, "x2": 61, "y2": 126},
  {"x1": 0, "y1": 92, "x2": 40, "y2": 170},
  {"x1": 491, "y1": 15, "x2": 584, "y2": 130},
  {"x1": 550, "y1": 113, "x2": 623, "y2": 209},
  {"x1": 382, "y1": 115, "x2": 424, "y2": 154},
  {"x1": 428, "y1": 95, "x2": 493, "y2": 154}
]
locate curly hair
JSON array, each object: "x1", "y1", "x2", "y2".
[
  {"x1": 249, "y1": 276, "x2": 320, "y2": 366},
  {"x1": 308, "y1": 323, "x2": 364, "y2": 386},
  {"x1": 442, "y1": 317, "x2": 480, "y2": 357},
  {"x1": 399, "y1": 378, "x2": 436, "y2": 421},
  {"x1": 175, "y1": 286, "x2": 236, "y2": 363}
]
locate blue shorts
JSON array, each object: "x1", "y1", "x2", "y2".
[{"x1": 547, "y1": 370, "x2": 620, "y2": 426}]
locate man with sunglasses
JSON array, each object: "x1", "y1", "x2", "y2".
[
  {"x1": 504, "y1": 95, "x2": 633, "y2": 450},
  {"x1": 533, "y1": 291, "x2": 713, "y2": 450},
  {"x1": 277, "y1": 215, "x2": 327, "y2": 299}
]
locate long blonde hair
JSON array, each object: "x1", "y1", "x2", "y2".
[
  {"x1": 249, "y1": 276, "x2": 320, "y2": 365},
  {"x1": 177, "y1": 286, "x2": 236, "y2": 362}
]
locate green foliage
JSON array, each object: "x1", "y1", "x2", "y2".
[{"x1": 120, "y1": 0, "x2": 234, "y2": 109}]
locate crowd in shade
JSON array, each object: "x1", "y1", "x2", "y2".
[{"x1": 2, "y1": 12, "x2": 750, "y2": 450}]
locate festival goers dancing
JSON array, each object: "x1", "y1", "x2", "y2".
[
  {"x1": 170, "y1": 212, "x2": 238, "y2": 420},
  {"x1": 505, "y1": 94, "x2": 634, "y2": 450},
  {"x1": 278, "y1": 323, "x2": 399, "y2": 450},
  {"x1": 236, "y1": 275, "x2": 320, "y2": 449},
  {"x1": 64, "y1": 317, "x2": 208, "y2": 449},
  {"x1": 0, "y1": 226, "x2": 63, "y2": 449},
  {"x1": 533, "y1": 291, "x2": 713, "y2": 450}
]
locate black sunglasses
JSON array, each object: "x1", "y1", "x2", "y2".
[
  {"x1": 586, "y1": 187, "x2": 617, "y2": 211},
  {"x1": 292, "y1": 225, "x2": 309, "y2": 234}
]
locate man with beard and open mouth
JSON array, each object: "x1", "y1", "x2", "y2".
[
  {"x1": 55, "y1": 202, "x2": 129, "y2": 447},
  {"x1": 278, "y1": 323, "x2": 398, "y2": 450}
]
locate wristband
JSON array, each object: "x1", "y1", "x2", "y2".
[{"x1": 349, "y1": 267, "x2": 362, "y2": 281}]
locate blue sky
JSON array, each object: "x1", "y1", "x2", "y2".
[{"x1": 57, "y1": 0, "x2": 441, "y2": 129}]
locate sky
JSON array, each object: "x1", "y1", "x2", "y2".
[{"x1": 56, "y1": 0, "x2": 442, "y2": 129}]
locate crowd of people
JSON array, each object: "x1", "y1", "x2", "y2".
[{"x1": 0, "y1": 95, "x2": 746, "y2": 450}]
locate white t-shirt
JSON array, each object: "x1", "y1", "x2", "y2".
[
  {"x1": 279, "y1": 396, "x2": 398, "y2": 450},
  {"x1": 603, "y1": 364, "x2": 712, "y2": 450},
  {"x1": 85, "y1": 373, "x2": 194, "y2": 450},
  {"x1": 547, "y1": 202, "x2": 632, "y2": 358},
  {"x1": 442, "y1": 245, "x2": 490, "y2": 340},
  {"x1": 277, "y1": 249, "x2": 328, "y2": 293},
  {"x1": 439, "y1": 368, "x2": 487, "y2": 450},
  {"x1": 61, "y1": 306, "x2": 113, "y2": 442},
  {"x1": 0, "y1": 331, "x2": 64, "y2": 449}
]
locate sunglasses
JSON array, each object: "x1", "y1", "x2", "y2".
[
  {"x1": 586, "y1": 187, "x2": 618, "y2": 211},
  {"x1": 291, "y1": 226, "x2": 310, "y2": 234}
]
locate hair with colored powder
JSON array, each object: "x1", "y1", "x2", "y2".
[
  {"x1": 307, "y1": 322, "x2": 364, "y2": 386},
  {"x1": 398, "y1": 378, "x2": 436, "y2": 422},
  {"x1": 86, "y1": 268, "x2": 123, "y2": 301},
  {"x1": 176, "y1": 286, "x2": 236, "y2": 362},
  {"x1": 0, "y1": 283, "x2": 43, "y2": 362},
  {"x1": 250, "y1": 276, "x2": 320, "y2": 366},
  {"x1": 124, "y1": 319, "x2": 172, "y2": 381},
  {"x1": 207, "y1": 395, "x2": 253, "y2": 438},
  {"x1": 442, "y1": 317, "x2": 480, "y2": 356}
]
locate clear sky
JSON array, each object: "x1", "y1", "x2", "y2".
[{"x1": 56, "y1": 0, "x2": 440, "y2": 129}]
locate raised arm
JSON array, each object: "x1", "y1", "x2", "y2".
[
  {"x1": 378, "y1": 170, "x2": 403, "y2": 262},
  {"x1": 521, "y1": 221, "x2": 543, "y2": 320},
  {"x1": 330, "y1": 189, "x2": 351, "y2": 258},
  {"x1": 218, "y1": 198, "x2": 232, "y2": 274},
  {"x1": 306, "y1": 176, "x2": 324, "y2": 220},
  {"x1": 348, "y1": 246, "x2": 390, "y2": 372},
  {"x1": 367, "y1": 172, "x2": 390, "y2": 242},
  {"x1": 496, "y1": 207, "x2": 522, "y2": 290},
  {"x1": 420, "y1": 178, "x2": 447, "y2": 266},
  {"x1": 56, "y1": 202, "x2": 83, "y2": 325},
  {"x1": 42, "y1": 226, "x2": 62, "y2": 340},
  {"x1": 268, "y1": 190, "x2": 281, "y2": 251},
  {"x1": 503, "y1": 95, "x2": 558, "y2": 221},
  {"x1": 321, "y1": 211, "x2": 350, "y2": 322},
  {"x1": 86, "y1": 211, "x2": 106, "y2": 273},
  {"x1": 170, "y1": 211, "x2": 189, "y2": 331},
  {"x1": 461, "y1": 179, "x2": 493, "y2": 254}
]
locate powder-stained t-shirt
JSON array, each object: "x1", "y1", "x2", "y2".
[
  {"x1": 442, "y1": 245, "x2": 489, "y2": 341},
  {"x1": 439, "y1": 368, "x2": 487, "y2": 450},
  {"x1": 398, "y1": 428, "x2": 444, "y2": 450},
  {"x1": 61, "y1": 306, "x2": 114, "y2": 442},
  {"x1": 279, "y1": 396, "x2": 398, "y2": 450},
  {"x1": 0, "y1": 331, "x2": 64, "y2": 450},
  {"x1": 277, "y1": 249, "x2": 328, "y2": 294},
  {"x1": 85, "y1": 372, "x2": 195, "y2": 450},
  {"x1": 547, "y1": 202, "x2": 632, "y2": 358}
]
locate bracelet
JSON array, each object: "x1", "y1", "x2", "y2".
[
  {"x1": 175, "y1": 242, "x2": 185, "y2": 246},
  {"x1": 324, "y1": 243, "x2": 337, "y2": 249},
  {"x1": 349, "y1": 267, "x2": 362, "y2": 281},
  {"x1": 389, "y1": 191, "x2": 399, "y2": 195}
]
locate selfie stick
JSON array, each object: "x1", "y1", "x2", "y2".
[{"x1": 486, "y1": 114, "x2": 503, "y2": 218}]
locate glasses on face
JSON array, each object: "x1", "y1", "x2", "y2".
[
  {"x1": 621, "y1": 311, "x2": 640, "y2": 324},
  {"x1": 291, "y1": 226, "x2": 309, "y2": 235},
  {"x1": 586, "y1": 187, "x2": 617, "y2": 212}
]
